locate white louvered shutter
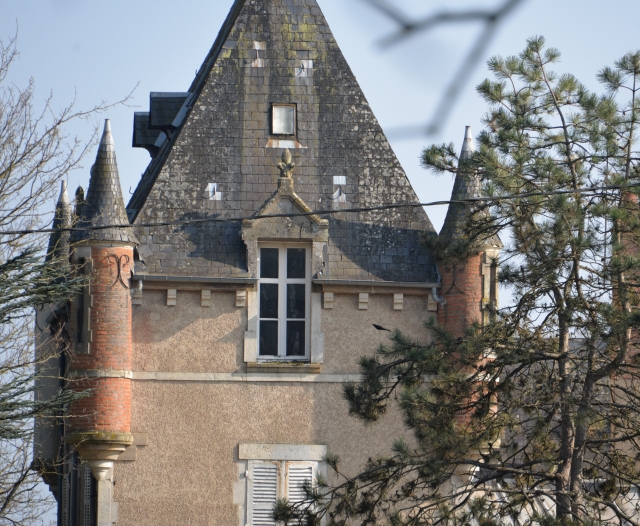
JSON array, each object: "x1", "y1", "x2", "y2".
[
  {"x1": 287, "y1": 462, "x2": 315, "y2": 505},
  {"x1": 249, "y1": 461, "x2": 278, "y2": 526}
]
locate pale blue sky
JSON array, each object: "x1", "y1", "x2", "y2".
[
  {"x1": 2, "y1": 0, "x2": 640, "y2": 231},
  {"x1": 3, "y1": 1, "x2": 640, "y2": 522}
]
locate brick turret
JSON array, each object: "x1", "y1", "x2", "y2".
[
  {"x1": 66, "y1": 120, "x2": 138, "y2": 482},
  {"x1": 438, "y1": 126, "x2": 502, "y2": 336},
  {"x1": 437, "y1": 127, "x2": 502, "y2": 439}
]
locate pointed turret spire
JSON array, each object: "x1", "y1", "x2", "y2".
[
  {"x1": 70, "y1": 120, "x2": 138, "y2": 244},
  {"x1": 46, "y1": 180, "x2": 72, "y2": 262},
  {"x1": 439, "y1": 127, "x2": 501, "y2": 248}
]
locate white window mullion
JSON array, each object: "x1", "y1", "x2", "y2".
[{"x1": 278, "y1": 248, "x2": 287, "y2": 357}]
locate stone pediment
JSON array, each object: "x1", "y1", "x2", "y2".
[{"x1": 241, "y1": 150, "x2": 328, "y2": 243}]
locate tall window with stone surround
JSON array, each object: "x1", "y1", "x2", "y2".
[{"x1": 258, "y1": 245, "x2": 310, "y2": 359}]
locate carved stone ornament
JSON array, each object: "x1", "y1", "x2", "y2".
[{"x1": 277, "y1": 149, "x2": 296, "y2": 178}]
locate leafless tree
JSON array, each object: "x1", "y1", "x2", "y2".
[{"x1": 0, "y1": 32, "x2": 132, "y2": 525}]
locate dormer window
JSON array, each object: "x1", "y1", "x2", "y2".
[
  {"x1": 271, "y1": 104, "x2": 296, "y2": 136},
  {"x1": 258, "y1": 244, "x2": 310, "y2": 359}
]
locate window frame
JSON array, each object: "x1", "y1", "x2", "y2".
[
  {"x1": 270, "y1": 103, "x2": 297, "y2": 137},
  {"x1": 257, "y1": 244, "x2": 311, "y2": 361}
]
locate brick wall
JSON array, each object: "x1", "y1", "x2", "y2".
[
  {"x1": 68, "y1": 246, "x2": 133, "y2": 433},
  {"x1": 437, "y1": 253, "x2": 483, "y2": 337},
  {"x1": 437, "y1": 252, "x2": 485, "y2": 427}
]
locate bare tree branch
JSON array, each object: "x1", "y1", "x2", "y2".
[{"x1": 362, "y1": 0, "x2": 527, "y2": 137}]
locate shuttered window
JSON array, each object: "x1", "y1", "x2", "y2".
[
  {"x1": 287, "y1": 463, "x2": 315, "y2": 505},
  {"x1": 249, "y1": 462, "x2": 278, "y2": 526},
  {"x1": 248, "y1": 460, "x2": 317, "y2": 526}
]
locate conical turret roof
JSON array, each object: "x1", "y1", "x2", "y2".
[
  {"x1": 46, "y1": 180, "x2": 72, "y2": 262},
  {"x1": 440, "y1": 127, "x2": 502, "y2": 249},
  {"x1": 70, "y1": 120, "x2": 137, "y2": 244}
]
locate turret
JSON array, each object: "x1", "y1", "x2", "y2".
[
  {"x1": 34, "y1": 180, "x2": 74, "y2": 495},
  {"x1": 66, "y1": 120, "x2": 137, "y2": 489},
  {"x1": 46, "y1": 180, "x2": 73, "y2": 263},
  {"x1": 438, "y1": 126, "x2": 502, "y2": 334}
]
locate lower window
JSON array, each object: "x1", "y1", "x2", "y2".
[{"x1": 248, "y1": 460, "x2": 317, "y2": 526}]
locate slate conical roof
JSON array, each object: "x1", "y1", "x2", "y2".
[
  {"x1": 71, "y1": 120, "x2": 137, "y2": 244},
  {"x1": 46, "y1": 180, "x2": 72, "y2": 262},
  {"x1": 440, "y1": 127, "x2": 502, "y2": 249},
  {"x1": 127, "y1": 0, "x2": 437, "y2": 282}
]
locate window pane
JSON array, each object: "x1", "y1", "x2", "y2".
[
  {"x1": 260, "y1": 248, "x2": 279, "y2": 279},
  {"x1": 260, "y1": 284, "x2": 279, "y2": 319},
  {"x1": 287, "y1": 284, "x2": 306, "y2": 319},
  {"x1": 287, "y1": 248, "x2": 306, "y2": 279},
  {"x1": 259, "y1": 321, "x2": 278, "y2": 356},
  {"x1": 286, "y1": 321, "x2": 306, "y2": 356},
  {"x1": 273, "y1": 106, "x2": 295, "y2": 135}
]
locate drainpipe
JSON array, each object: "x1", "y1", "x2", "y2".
[{"x1": 431, "y1": 264, "x2": 446, "y2": 305}]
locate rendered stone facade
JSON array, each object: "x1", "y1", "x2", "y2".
[{"x1": 34, "y1": 1, "x2": 498, "y2": 525}]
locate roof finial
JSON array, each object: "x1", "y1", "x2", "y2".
[
  {"x1": 58, "y1": 180, "x2": 70, "y2": 207},
  {"x1": 69, "y1": 119, "x2": 137, "y2": 244},
  {"x1": 46, "y1": 180, "x2": 73, "y2": 262},
  {"x1": 460, "y1": 126, "x2": 475, "y2": 162},
  {"x1": 277, "y1": 149, "x2": 295, "y2": 178}
]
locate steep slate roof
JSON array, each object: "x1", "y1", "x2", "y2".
[
  {"x1": 46, "y1": 181, "x2": 72, "y2": 262},
  {"x1": 71, "y1": 120, "x2": 138, "y2": 244},
  {"x1": 127, "y1": 0, "x2": 437, "y2": 282},
  {"x1": 440, "y1": 127, "x2": 502, "y2": 249}
]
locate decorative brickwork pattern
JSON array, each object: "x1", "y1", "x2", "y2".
[{"x1": 127, "y1": 0, "x2": 436, "y2": 283}]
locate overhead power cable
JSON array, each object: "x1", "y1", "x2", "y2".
[{"x1": 1, "y1": 181, "x2": 639, "y2": 237}]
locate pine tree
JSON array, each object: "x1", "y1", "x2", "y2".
[{"x1": 276, "y1": 37, "x2": 640, "y2": 526}]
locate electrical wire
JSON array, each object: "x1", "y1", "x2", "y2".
[{"x1": 2, "y1": 182, "x2": 639, "y2": 237}]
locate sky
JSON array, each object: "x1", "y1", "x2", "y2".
[
  {"x1": 4, "y1": 0, "x2": 640, "y2": 233},
  {"x1": 3, "y1": 1, "x2": 640, "y2": 521}
]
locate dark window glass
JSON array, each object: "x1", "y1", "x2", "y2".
[
  {"x1": 287, "y1": 249, "x2": 306, "y2": 279},
  {"x1": 260, "y1": 284, "x2": 279, "y2": 319},
  {"x1": 259, "y1": 321, "x2": 278, "y2": 356},
  {"x1": 286, "y1": 321, "x2": 306, "y2": 356},
  {"x1": 260, "y1": 248, "x2": 279, "y2": 279},
  {"x1": 287, "y1": 284, "x2": 306, "y2": 319}
]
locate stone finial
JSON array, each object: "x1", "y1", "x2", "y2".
[
  {"x1": 277, "y1": 149, "x2": 295, "y2": 178},
  {"x1": 46, "y1": 180, "x2": 73, "y2": 263},
  {"x1": 75, "y1": 185, "x2": 85, "y2": 218},
  {"x1": 460, "y1": 126, "x2": 475, "y2": 162},
  {"x1": 69, "y1": 119, "x2": 138, "y2": 244}
]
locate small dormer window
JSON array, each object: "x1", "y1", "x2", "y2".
[{"x1": 271, "y1": 104, "x2": 296, "y2": 136}]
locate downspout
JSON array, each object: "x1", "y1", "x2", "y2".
[{"x1": 431, "y1": 264, "x2": 446, "y2": 305}]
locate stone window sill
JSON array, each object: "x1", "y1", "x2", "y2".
[{"x1": 246, "y1": 362, "x2": 322, "y2": 374}]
